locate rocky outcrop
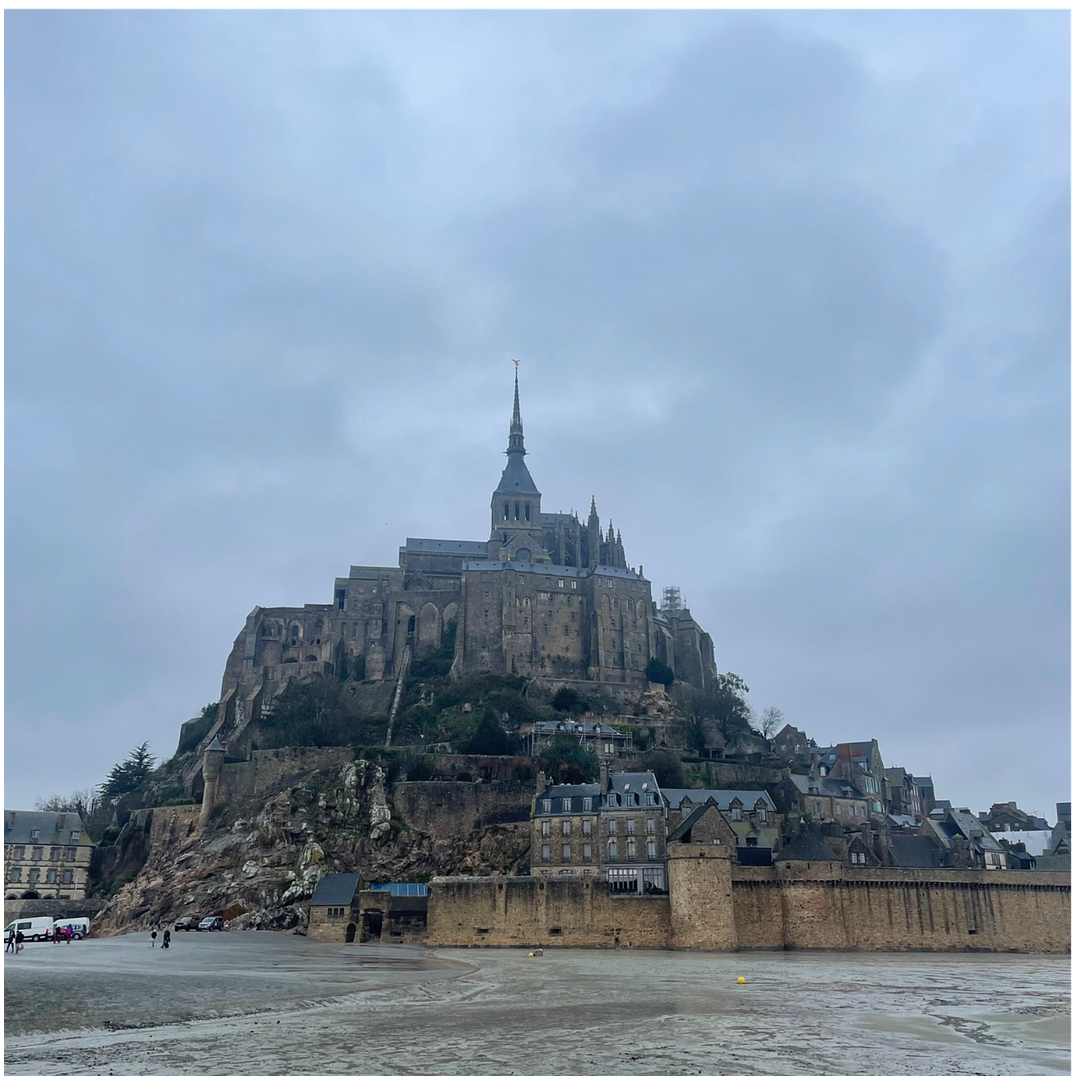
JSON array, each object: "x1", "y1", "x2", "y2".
[{"x1": 92, "y1": 752, "x2": 531, "y2": 936}]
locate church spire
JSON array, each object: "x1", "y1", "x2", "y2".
[{"x1": 507, "y1": 360, "x2": 525, "y2": 457}]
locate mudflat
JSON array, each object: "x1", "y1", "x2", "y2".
[{"x1": 4, "y1": 933, "x2": 1070, "y2": 1075}]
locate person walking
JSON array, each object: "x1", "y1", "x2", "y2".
[
  {"x1": 150, "y1": 928, "x2": 158, "y2": 948},
  {"x1": 5, "y1": 929, "x2": 15, "y2": 954},
  {"x1": 15, "y1": 931, "x2": 25, "y2": 953},
  {"x1": 162, "y1": 929, "x2": 171, "y2": 950}
]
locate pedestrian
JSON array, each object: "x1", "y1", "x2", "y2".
[
  {"x1": 150, "y1": 928, "x2": 157, "y2": 948},
  {"x1": 4, "y1": 929, "x2": 14, "y2": 954},
  {"x1": 15, "y1": 931, "x2": 25, "y2": 953},
  {"x1": 162, "y1": 929, "x2": 171, "y2": 950},
  {"x1": 64, "y1": 925, "x2": 73, "y2": 943}
]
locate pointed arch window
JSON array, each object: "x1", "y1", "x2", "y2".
[
  {"x1": 525, "y1": 504, "x2": 531, "y2": 522},
  {"x1": 503, "y1": 502, "x2": 510, "y2": 521},
  {"x1": 514, "y1": 503, "x2": 520, "y2": 521}
]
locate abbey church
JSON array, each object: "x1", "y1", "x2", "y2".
[{"x1": 206, "y1": 373, "x2": 717, "y2": 756}]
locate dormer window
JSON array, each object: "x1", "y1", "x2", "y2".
[
  {"x1": 608, "y1": 793, "x2": 618, "y2": 807},
  {"x1": 582, "y1": 798, "x2": 592, "y2": 812},
  {"x1": 730, "y1": 805, "x2": 743, "y2": 821},
  {"x1": 542, "y1": 799, "x2": 551, "y2": 813},
  {"x1": 562, "y1": 798, "x2": 572, "y2": 813},
  {"x1": 70, "y1": 831, "x2": 81, "y2": 843},
  {"x1": 29, "y1": 829, "x2": 40, "y2": 841}
]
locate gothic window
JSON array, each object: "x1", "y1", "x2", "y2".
[
  {"x1": 313, "y1": 621, "x2": 323, "y2": 636},
  {"x1": 503, "y1": 502, "x2": 509, "y2": 521},
  {"x1": 336, "y1": 590, "x2": 346, "y2": 611},
  {"x1": 514, "y1": 503, "x2": 520, "y2": 520}
]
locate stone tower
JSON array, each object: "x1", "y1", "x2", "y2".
[{"x1": 199, "y1": 736, "x2": 226, "y2": 828}]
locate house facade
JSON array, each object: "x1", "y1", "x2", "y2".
[{"x1": 3, "y1": 811, "x2": 94, "y2": 900}]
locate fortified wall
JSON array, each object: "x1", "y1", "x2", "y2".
[{"x1": 427, "y1": 852, "x2": 1070, "y2": 953}]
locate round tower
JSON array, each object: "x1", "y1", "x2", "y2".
[{"x1": 199, "y1": 736, "x2": 226, "y2": 828}]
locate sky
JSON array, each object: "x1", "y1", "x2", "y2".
[{"x1": 5, "y1": 10, "x2": 1070, "y2": 821}]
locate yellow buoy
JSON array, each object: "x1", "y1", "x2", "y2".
[{"x1": 737, "y1": 976, "x2": 746, "y2": 984}]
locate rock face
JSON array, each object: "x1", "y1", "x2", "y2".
[{"x1": 92, "y1": 754, "x2": 532, "y2": 936}]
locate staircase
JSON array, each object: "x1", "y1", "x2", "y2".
[{"x1": 384, "y1": 644, "x2": 412, "y2": 748}]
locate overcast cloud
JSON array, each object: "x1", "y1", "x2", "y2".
[{"x1": 5, "y1": 11, "x2": 1069, "y2": 821}]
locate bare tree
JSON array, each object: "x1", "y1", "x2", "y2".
[
  {"x1": 34, "y1": 787, "x2": 99, "y2": 818},
  {"x1": 758, "y1": 706, "x2": 785, "y2": 740}
]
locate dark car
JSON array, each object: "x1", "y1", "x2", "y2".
[
  {"x1": 174, "y1": 916, "x2": 200, "y2": 931},
  {"x1": 198, "y1": 916, "x2": 226, "y2": 932}
]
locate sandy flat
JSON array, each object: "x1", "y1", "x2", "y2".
[{"x1": 4, "y1": 934, "x2": 1070, "y2": 1075}]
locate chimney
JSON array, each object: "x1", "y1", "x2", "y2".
[
  {"x1": 600, "y1": 760, "x2": 610, "y2": 792},
  {"x1": 535, "y1": 769, "x2": 547, "y2": 796}
]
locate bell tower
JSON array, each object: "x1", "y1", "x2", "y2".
[{"x1": 489, "y1": 363, "x2": 547, "y2": 562}]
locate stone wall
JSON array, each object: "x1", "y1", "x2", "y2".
[
  {"x1": 217, "y1": 747, "x2": 355, "y2": 803},
  {"x1": 4, "y1": 897, "x2": 106, "y2": 929},
  {"x1": 393, "y1": 781, "x2": 532, "y2": 841},
  {"x1": 426, "y1": 864, "x2": 1070, "y2": 953},
  {"x1": 427, "y1": 875, "x2": 670, "y2": 948}
]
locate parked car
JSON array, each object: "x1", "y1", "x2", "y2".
[
  {"x1": 198, "y1": 916, "x2": 226, "y2": 932},
  {"x1": 174, "y1": 916, "x2": 200, "y2": 931}
]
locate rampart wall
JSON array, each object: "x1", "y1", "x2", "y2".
[
  {"x1": 394, "y1": 781, "x2": 533, "y2": 841},
  {"x1": 427, "y1": 860, "x2": 1070, "y2": 953}
]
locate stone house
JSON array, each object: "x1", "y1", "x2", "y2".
[
  {"x1": 666, "y1": 798, "x2": 738, "y2": 852},
  {"x1": 3, "y1": 811, "x2": 94, "y2": 900},
  {"x1": 662, "y1": 788, "x2": 781, "y2": 854},
  {"x1": 307, "y1": 873, "x2": 361, "y2": 943},
  {"x1": 813, "y1": 741, "x2": 887, "y2": 815},
  {"x1": 922, "y1": 808, "x2": 1007, "y2": 870},
  {"x1": 884, "y1": 767, "x2": 920, "y2": 820},
  {"x1": 531, "y1": 764, "x2": 668, "y2": 893},
  {"x1": 781, "y1": 773, "x2": 870, "y2": 828},
  {"x1": 770, "y1": 724, "x2": 813, "y2": 767}
]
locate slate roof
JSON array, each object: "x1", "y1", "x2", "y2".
[
  {"x1": 885, "y1": 814, "x2": 921, "y2": 829},
  {"x1": 889, "y1": 835, "x2": 944, "y2": 868},
  {"x1": 1034, "y1": 854, "x2": 1071, "y2": 872},
  {"x1": 774, "y1": 831, "x2": 841, "y2": 863},
  {"x1": 787, "y1": 774, "x2": 864, "y2": 801},
  {"x1": 310, "y1": 873, "x2": 360, "y2": 907},
  {"x1": 4, "y1": 810, "x2": 92, "y2": 846},
  {"x1": 535, "y1": 783, "x2": 601, "y2": 814},
  {"x1": 403, "y1": 538, "x2": 488, "y2": 555},
  {"x1": 662, "y1": 788, "x2": 776, "y2": 811},
  {"x1": 535, "y1": 720, "x2": 623, "y2": 737},
  {"x1": 495, "y1": 453, "x2": 540, "y2": 495}
]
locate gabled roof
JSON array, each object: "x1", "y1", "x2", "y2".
[
  {"x1": 310, "y1": 873, "x2": 360, "y2": 907},
  {"x1": 667, "y1": 798, "x2": 729, "y2": 844},
  {"x1": 1034, "y1": 854, "x2": 1071, "y2": 872}
]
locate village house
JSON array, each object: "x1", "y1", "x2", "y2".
[
  {"x1": 812, "y1": 741, "x2": 887, "y2": 815},
  {"x1": 528, "y1": 718, "x2": 632, "y2": 757},
  {"x1": 661, "y1": 787, "x2": 781, "y2": 855},
  {"x1": 781, "y1": 773, "x2": 870, "y2": 827},
  {"x1": 3, "y1": 810, "x2": 95, "y2": 900},
  {"x1": 770, "y1": 724, "x2": 814, "y2": 768},
  {"x1": 884, "y1": 767, "x2": 920, "y2": 820},
  {"x1": 922, "y1": 807, "x2": 1007, "y2": 870}
]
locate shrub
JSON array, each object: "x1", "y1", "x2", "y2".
[{"x1": 645, "y1": 658, "x2": 675, "y2": 686}]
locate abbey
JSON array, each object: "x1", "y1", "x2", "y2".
[{"x1": 207, "y1": 373, "x2": 716, "y2": 755}]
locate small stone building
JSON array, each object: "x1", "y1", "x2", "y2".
[{"x1": 307, "y1": 873, "x2": 360, "y2": 943}]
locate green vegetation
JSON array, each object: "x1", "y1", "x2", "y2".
[
  {"x1": 411, "y1": 620, "x2": 457, "y2": 679},
  {"x1": 551, "y1": 686, "x2": 589, "y2": 714},
  {"x1": 175, "y1": 703, "x2": 219, "y2": 756},
  {"x1": 538, "y1": 733, "x2": 599, "y2": 785},
  {"x1": 645, "y1": 657, "x2": 675, "y2": 686},
  {"x1": 101, "y1": 743, "x2": 156, "y2": 801},
  {"x1": 257, "y1": 676, "x2": 385, "y2": 749},
  {"x1": 465, "y1": 709, "x2": 512, "y2": 755}
]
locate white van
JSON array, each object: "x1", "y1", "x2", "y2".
[
  {"x1": 53, "y1": 917, "x2": 90, "y2": 940},
  {"x1": 5, "y1": 916, "x2": 55, "y2": 941}
]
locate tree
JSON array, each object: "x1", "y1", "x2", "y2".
[
  {"x1": 645, "y1": 658, "x2": 675, "y2": 686},
  {"x1": 758, "y1": 706, "x2": 785, "y2": 740},
  {"x1": 552, "y1": 687, "x2": 588, "y2": 714},
  {"x1": 100, "y1": 743, "x2": 156, "y2": 801},
  {"x1": 465, "y1": 709, "x2": 511, "y2": 756},
  {"x1": 639, "y1": 749, "x2": 686, "y2": 788},
  {"x1": 538, "y1": 733, "x2": 599, "y2": 785},
  {"x1": 35, "y1": 788, "x2": 99, "y2": 818},
  {"x1": 712, "y1": 672, "x2": 754, "y2": 740}
]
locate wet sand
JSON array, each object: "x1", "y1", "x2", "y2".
[{"x1": 4, "y1": 933, "x2": 1070, "y2": 1075}]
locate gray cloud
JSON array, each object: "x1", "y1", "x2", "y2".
[{"x1": 5, "y1": 11, "x2": 1068, "y2": 821}]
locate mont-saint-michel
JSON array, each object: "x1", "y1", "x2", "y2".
[{"x1": 5, "y1": 373, "x2": 1068, "y2": 959}]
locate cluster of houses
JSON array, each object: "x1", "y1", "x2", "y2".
[{"x1": 526, "y1": 725, "x2": 1071, "y2": 894}]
